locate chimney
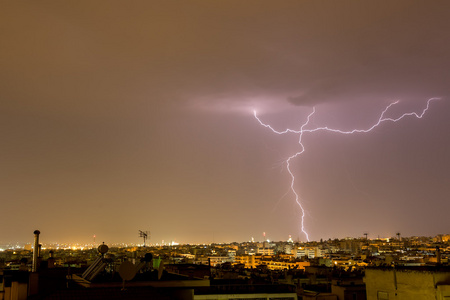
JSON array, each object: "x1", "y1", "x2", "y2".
[
  {"x1": 32, "y1": 230, "x2": 40, "y2": 272},
  {"x1": 48, "y1": 250, "x2": 55, "y2": 269}
]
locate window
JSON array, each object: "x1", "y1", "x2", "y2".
[{"x1": 377, "y1": 291, "x2": 389, "y2": 300}]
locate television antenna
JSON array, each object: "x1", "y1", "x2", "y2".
[{"x1": 139, "y1": 230, "x2": 150, "y2": 247}]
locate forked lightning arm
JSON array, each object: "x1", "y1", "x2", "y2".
[{"x1": 254, "y1": 98, "x2": 439, "y2": 241}]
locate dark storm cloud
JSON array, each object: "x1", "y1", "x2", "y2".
[
  {"x1": 286, "y1": 2, "x2": 450, "y2": 106},
  {"x1": 2, "y1": 1, "x2": 449, "y2": 113}
]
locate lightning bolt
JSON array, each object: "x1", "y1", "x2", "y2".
[{"x1": 254, "y1": 98, "x2": 439, "y2": 241}]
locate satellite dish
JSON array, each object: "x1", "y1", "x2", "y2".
[
  {"x1": 98, "y1": 243, "x2": 109, "y2": 255},
  {"x1": 119, "y1": 261, "x2": 136, "y2": 281},
  {"x1": 144, "y1": 253, "x2": 153, "y2": 262}
]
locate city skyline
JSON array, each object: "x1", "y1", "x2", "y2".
[
  {"x1": 1, "y1": 1, "x2": 450, "y2": 245},
  {"x1": 2, "y1": 232, "x2": 447, "y2": 250}
]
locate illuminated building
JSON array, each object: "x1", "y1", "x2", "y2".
[{"x1": 364, "y1": 266, "x2": 450, "y2": 300}]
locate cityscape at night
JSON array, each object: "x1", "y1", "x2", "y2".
[
  {"x1": 1, "y1": 0, "x2": 450, "y2": 299},
  {"x1": 1, "y1": 231, "x2": 450, "y2": 299}
]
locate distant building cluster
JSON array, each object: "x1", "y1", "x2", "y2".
[{"x1": 1, "y1": 231, "x2": 450, "y2": 299}]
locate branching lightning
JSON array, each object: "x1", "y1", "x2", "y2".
[{"x1": 254, "y1": 98, "x2": 439, "y2": 241}]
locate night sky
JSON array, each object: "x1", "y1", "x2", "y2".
[{"x1": 1, "y1": 1, "x2": 449, "y2": 245}]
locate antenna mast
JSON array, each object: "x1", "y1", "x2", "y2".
[{"x1": 139, "y1": 230, "x2": 150, "y2": 247}]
